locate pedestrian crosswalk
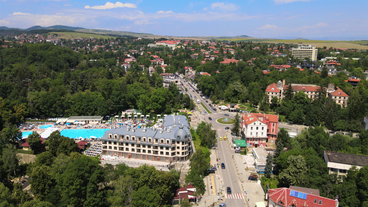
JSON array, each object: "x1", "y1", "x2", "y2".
[{"x1": 226, "y1": 193, "x2": 244, "y2": 199}]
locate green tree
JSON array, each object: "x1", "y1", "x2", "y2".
[
  {"x1": 196, "y1": 122, "x2": 216, "y2": 148},
  {"x1": 2, "y1": 147, "x2": 19, "y2": 179},
  {"x1": 284, "y1": 84, "x2": 294, "y2": 101},
  {"x1": 231, "y1": 113, "x2": 240, "y2": 136},
  {"x1": 131, "y1": 185, "x2": 160, "y2": 207},
  {"x1": 21, "y1": 200, "x2": 53, "y2": 207},
  {"x1": 27, "y1": 132, "x2": 42, "y2": 154},
  {"x1": 30, "y1": 165, "x2": 53, "y2": 200},
  {"x1": 279, "y1": 155, "x2": 308, "y2": 187},
  {"x1": 265, "y1": 153, "x2": 273, "y2": 178}
]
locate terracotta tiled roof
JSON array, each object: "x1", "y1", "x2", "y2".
[
  {"x1": 265, "y1": 83, "x2": 281, "y2": 93},
  {"x1": 283, "y1": 85, "x2": 320, "y2": 92},
  {"x1": 330, "y1": 87, "x2": 348, "y2": 97}
]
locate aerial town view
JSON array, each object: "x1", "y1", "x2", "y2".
[{"x1": 0, "y1": 0, "x2": 368, "y2": 207}]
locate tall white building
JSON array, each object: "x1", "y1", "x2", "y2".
[{"x1": 292, "y1": 44, "x2": 318, "y2": 61}]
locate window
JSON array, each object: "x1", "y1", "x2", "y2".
[
  {"x1": 314, "y1": 199, "x2": 317, "y2": 203},
  {"x1": 166, "y1": 139, "x2": 170, "y2": 144},
  {"x1": 256, "y1": 127, "x2": 258, "y2": 130},
  {"x1": 319, "y1": 200, "x2": 322, "y2": 205},
  {"x1": 251, "y1": 127, "x2": 253, "y2": 130},
  {"x1": 143, "y1": 137, "x2": 146, "y2": 142},
  {"x1": 262, "y1": 127, "x2": 264, "y2": 130}
]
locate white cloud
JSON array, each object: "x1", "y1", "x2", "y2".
[
  {"x1": 258, "y1": 24, "x2": 278, "y2": 30},
  {"x1": 210, "y1": 2, "x2": 238, "y2": 11},
  {"x1": 85, "y1": 2, "x2": 136, "y2": 10},
  {"x1": 157, "y1": 10, "x2": 173, "y2": 14},
  {"x1": 273, "y1": 0, "x2": 312, "y2": 4},
  {"x1": 316, "y1": 22, "x2": 328, "y2": 27},
  {"x1": 134, "y1": 19, "x2": 154, "y2": 25},
  {"x1": 12, "y1": 12, "x2": 31, "y2": 16}
]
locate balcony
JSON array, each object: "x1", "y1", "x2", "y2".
[{"x1": 153, "y1": 151, "x2": 159, "y2": 155}]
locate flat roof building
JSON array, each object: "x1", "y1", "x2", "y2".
[
  {"x1": 66, "y1": 116, "x2": 103, "y2": 124},
  {"x1": 292, "y1": 44, "x2": 318, "y2": 61},
  {"x1": 324, "y1": 151, "x2": 368, "y2": 178}
]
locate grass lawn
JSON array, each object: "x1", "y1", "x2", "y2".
[
  {"x1": 261, "y1": 177, "x2": 279, "y2": 192},
  {"x1": 238, "y1": 103, "x2": 254, "y2": 111},
  {"x1": 200, "y1": 103, "x2": 212, "y2": 114},
  {"x1": 217, "y1": 118, "x2": 235, "y2": 124},
  {"x1": 50, "y1": 32, "x2": 115, "y2": 39}
]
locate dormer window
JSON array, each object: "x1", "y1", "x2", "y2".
[{"x1": 319, "y1": 200, "x2": 322, "y2": 205}]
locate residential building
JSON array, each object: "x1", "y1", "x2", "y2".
[
  {"x1": 291, "y1": 44, "x2": 318, "y2": 61},
  {"x1": 327, "y1": 84, "x2": 349, "y2": 107},
  {"x1": 265, "y1": 81, "x2": 349, "y2": 107},
  {"x1": 267, "y1": 186, "x2": 338, "y2": 207},
  {"x1": 220, "y1": 58, "x2": 239, "y2": 65},
  {"x1": 345, "y1": 76, "x2": 361, "y2": 87},
  {"x1": 324, "y1": 151, "x2": 368, "y2": 178},
  {"x1": 101, "y1": 115, "x2": 192, "y2": 162},
  {"x1": 173, "y1": 185, "x2": 197, "y2": 204},
  {"x1": 241, "y1": 113, "x2": 279, "y2": 147}
]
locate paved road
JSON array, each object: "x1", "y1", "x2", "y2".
[{"x1": 181, "y1": 78, "x2": 246, "y2": 206}]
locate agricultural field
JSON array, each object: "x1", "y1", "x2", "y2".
[
  {"x1": 219, "y1": 38, "x2": 368, "y2": 50},
  {"x1": 49, "y1": 31, "x2": 115, "y2": 39}
]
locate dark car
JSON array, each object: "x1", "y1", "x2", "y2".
[
  {"x1": 208, "y1": 117, "x2": 212, "y2": 120},
  {"x1": 221, "y1": 163, "x2": 225, "y2": 169},
  {"x1": 227, "y1": 187, "x2": 231, "y2": 194},
  {"x1": 208, "y1": 167, "x2": 217, "y2": 173},
  {"x1": 248, "y1": 176, "x2": 258, "y2": 181},
  {"x1": 225, "y1": 127, "x2": 229, "y2": 130},
  {"x1": 224, "y1": 114, "x2": 229, "y2": 116}
]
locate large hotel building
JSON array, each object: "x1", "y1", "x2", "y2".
[
  {"x1": 291, "y1": 44, "x2": 318, "y2": 61},
  {"x1": 101, "y1": 114, "x2": 192, "y2": 162}
]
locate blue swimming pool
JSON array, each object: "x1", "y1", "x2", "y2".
[
  {"x1": 60, "y1": 129, "x2": 110, "y2": 139},
  {"x1": 22, "y1": 131, "x2": 38, "y2": 138},
  {"x1": 38, "y1": 124, "x2": 54, "y2": 129}
]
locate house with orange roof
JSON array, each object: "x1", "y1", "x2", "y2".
[
  {"x1": 265, "y1": 81, "x2": 349, "y2": 107},
  {"x1": 220, "y1": 58, "x2": 239, "y2": 65},
  {"x1": 345, "y1": 76, "x2": 361, "y2": 87},
  {"x1": 241, "y1": 113, "x2": 279, "y2": 147}
]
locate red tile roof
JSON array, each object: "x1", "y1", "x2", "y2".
[
  {"x1": 253, "y1": 113, "x2": 278, "y2": 123},
  {"x1": 268, "y1": 188, "x2": 337, "y2": 207},
  {"x1": 283, "y1": 85, "x2": 320, "y2": 92},
  {"x1": 346, "y1": 77, "x2": 361, "y2": 82},
  {"x1": 220, "y1": 58, "x2": 239, "y2": 64},
  {"x1": 330, "y1": 87, "x2": 349, "y2": 97},
  {"x1": 266, "y1": 83, "x2": 281, "y2": 93}
]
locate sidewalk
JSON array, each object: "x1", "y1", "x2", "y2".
[{"x1": 225, "y1": 130, "x2": 266, "y2": 207}]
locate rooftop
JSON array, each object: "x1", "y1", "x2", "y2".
[{"x1": 324, "y1": 151, "x2": 368, "y2": 167}]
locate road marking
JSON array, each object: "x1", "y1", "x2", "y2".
[
  {"x1": 226, "y1": 193, "x2": 244, "y2": 199},
  {"x1": 211, "y1": 174, "x2": 216, "y2": 195}
]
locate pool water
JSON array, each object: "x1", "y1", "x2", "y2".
[
  {"x1": 22, "y1": 131, "x2": 38, "y2": 138},
  {"x1": 38, "y1": 124, "x2": 54, "y2": 129},
  {"x1": 60, "y1": 129, "x2": 110, "y2": 139}
]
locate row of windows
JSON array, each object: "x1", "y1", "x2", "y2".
[
  {"x1": 104, "y1": 148, "x2": 188, "y2": 156},
  {"x1": 250, "y1": 127, "x2": 264, "y2": 130},
  {"x1": 104, "y1": 138, "x2": 185, "y2": 145},
  {"x1": 105, "y1": 142, "x2": 188, "y2": 150}
]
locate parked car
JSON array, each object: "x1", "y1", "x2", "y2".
[
  {"x1": 208, "y1": 117, "x2": 212, "y2": 120},
  {"x1": 227, "y1": 187, "x2": 231, "y2": 194},
  {"x1": 221, "y1": 163, "x2": 225, "y2": 169},
  {"x1": 224, "y1": 114, "x2": 229, "y2": 116},
  {"x1": 219, "y1": 203, "x2": 226, "y2": 207},
  {"x1": 248, "y1": 173, "x2": 258, "y2": 181},
  {"x1": 225, "y1": 127, "x2": 229, "y2": 130},
  {"x1": 208, "y1": 167, "x2": 217, "y2": 173}
]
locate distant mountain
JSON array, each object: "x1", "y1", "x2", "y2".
[
  {"x1": 0, "y1": 26, "x2": 12, "y2": 30},
  {"x1": 25, "y1": 25, "x2": 85, "y2": 31}
]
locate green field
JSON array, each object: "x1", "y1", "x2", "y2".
[
  {"x1": 219, "y1": 38, "x2": 368, "y2": 50},
  {"x1": 50, "y1": 32, "x2": 115, "y2": 39}
]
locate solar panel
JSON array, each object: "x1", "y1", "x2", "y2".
[
  {"x1": 303, "y1": 193, "x2": 307, "y2": 200},
  {"x1": 298, "y1": 193, "x2": 303, "y2": 199},
  {"x1": 295, "y1": 191, "x2": 298, "y2": 197},
  {"x1": 290, "y1": 190, "x2": 308, "y2": 200},
  {"x1": 290, "y1": 190, "x2": 294, "y2": 196}
]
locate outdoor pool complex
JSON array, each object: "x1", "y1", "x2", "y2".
[
  {"x1": 22, "y1": 131, "x2": 37, "y2": 138},
  {"x1": 38, "y1": 124, "x2": 54, "y2": 129},
  {"x1": 60, "y1": 129, "x2": 110, "y2": 139}
]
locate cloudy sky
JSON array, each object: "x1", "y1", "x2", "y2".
[{"x1": 0, "y1": 0, "x2": 367, "y2": 40}]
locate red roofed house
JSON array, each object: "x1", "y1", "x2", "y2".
[
  {"x1": 327, "y1": 84, "x2": 349, "y2": 107},
  {"x1": 344, "y1": 76, "x2": 361, "y2": 87},
  {"x1": 265, "y1": 81, "x2": 349, "y2": 107},
  {"x1": 173, "y1": 185, "x2": 197, "y2": 204},
  {"x1": 21, "y1": 137, "x2": 45, "y2": 151},
  {"x1": 241, "y1": 113, "x2": 279, "y2": 147},
  {"x1": 220, "y1": 58, "x2": 239, "y2": 65},
  {"x1": 78, "y1": 141, "x2": 88, "y2": 151},
  {"x1": 267, "y1": 186, "x2": 338, "y2": 207}
]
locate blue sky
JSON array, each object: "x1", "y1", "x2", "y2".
[{"x1": 0, "y1": 0, "x2": 367, "y2": 40}]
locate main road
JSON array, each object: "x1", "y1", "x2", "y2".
[{"x1": 181, "y1": 78, "x2": 246, "y2": 206}]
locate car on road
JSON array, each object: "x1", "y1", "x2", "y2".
[
  {"x1": 227, "y1": 187, "x2": 231, "y2": 194},
  {"x1": 224, "y1": 136, "x2": 227, "y2": 140},
  {"x1": 225, "y1": 127, "x2": 229, "y2": 130},
  {"x1": 219, "y1": 203, "x2": 226, "y2": 207},
  {"x1": 208, "y1": 166, "x2": 217, "y2": 173},
  {"x1": 208, "y1": 117, "x2": 212, "y2": 120},
  {"x1": 224, "y1": 114, "x2": 229, "y2": 116},
  {"x1": 221, "y1": 163, "x2": 225, "y2": 169}
]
